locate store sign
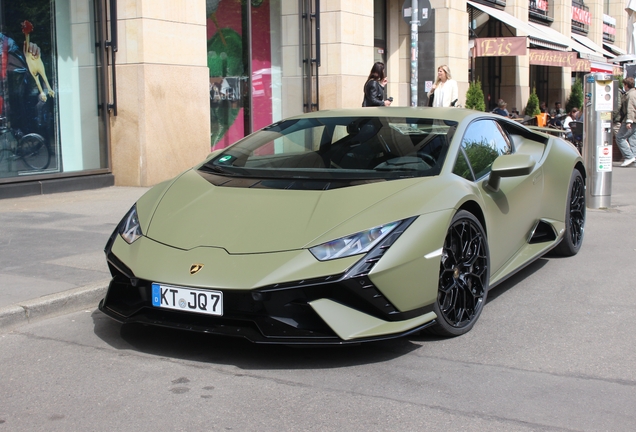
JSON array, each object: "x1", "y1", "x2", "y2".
[
  {"x1": 473, "y1": 37, "x2": 527, "y2": 57},
  {"x1": 589, "y1": 62, "x2": 621, "y2": 75},
  {"x1": 572, "y1": 7, "x2": 591, "y2": 25},
  {"x1": 603, "y1": 15, "x2": 616, "y2": 38},
  {"x1": 402, "y1": 0, "x2": 432, "y2": 26},
  {"x1": 528, "y1": 49, "x2": 590, "y2": 72}
]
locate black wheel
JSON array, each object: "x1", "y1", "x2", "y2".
[
  {"x1": 552, "y1": 169, "x2": 585, "y2": 257},
  {"x1": 431, "y1": 210, "x2": 490, "y2": 337},
  {"x1": 19, "y1": 133, "x2": 50, "y2": 170}
]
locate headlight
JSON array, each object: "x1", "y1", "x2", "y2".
[
  {"x1": 309, "y1": 221, "x2": 401, "y2": 261},
  {"x1": 118, "y1": 204, "x2": 143, "y2": 244}
]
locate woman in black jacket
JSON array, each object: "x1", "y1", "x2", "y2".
[{"x1": 362, "y1": 62, "x2": 392, "y2": 107}]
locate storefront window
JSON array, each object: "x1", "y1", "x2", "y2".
[
  {"x1": 572, "y1": 1, "x2": 590, "y2": 35},
  {"x1": 207, "y1": 0, "x2": 282, "y2": 151},
  {"x1": 528, "y1": 0, "x2": 552, "y2": 22},
  {"x1": 56, "y1": 0, "x2": 106, "y2": 173},
  {"x1": 374, "y1": 0, "x2": 386, "y2": 64},
  {"x1": 0, "y1": 0, "x2": 107, "y2": 180},
  {"x1": 251, "y1": 0, "x2": 281, "y2": 132}
]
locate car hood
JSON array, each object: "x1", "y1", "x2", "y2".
[{"x1": 143, "y1": 169, "x2": 441, "y2": 254}]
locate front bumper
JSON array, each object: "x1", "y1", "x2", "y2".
[
  {"x1": 100, "y1": 216, "x2": 438, "y2": 344},
  {"x1": 100, "y1": 245, "x2": 437, "y2": 345}
]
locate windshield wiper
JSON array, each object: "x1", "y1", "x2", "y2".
[{"x1": 200, "y1": 164, "x2": 232, "y2": 175}]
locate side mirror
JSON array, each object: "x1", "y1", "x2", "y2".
[{"x1": 486, "y1": 153, "x2": 535, "y2": 192}]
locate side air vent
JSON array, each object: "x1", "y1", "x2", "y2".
[{"x1": 528, "y1": 220, "x2": 558, "y2": 244}]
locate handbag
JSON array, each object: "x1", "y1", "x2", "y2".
[{"x1": 427, "y1": 92, "x2": 434, "y2": 107}]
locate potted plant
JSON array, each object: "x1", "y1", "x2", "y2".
[
  {"x1": 525, "y1": 87, "x2": 541, "y2": 117},
  {"x1": 465, "y1": 79, "x2": 486, "y2": 111},
  {"x1": 566, "y1": 79, "x2": 583, "y2": 113}
]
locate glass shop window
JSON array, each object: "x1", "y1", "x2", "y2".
[{"x1": 0, "y1": 0, "x2": 107, "y2": 180}]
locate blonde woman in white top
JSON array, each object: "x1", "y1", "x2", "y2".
[{"x1": 428, "y1": 65, "x2": 458, "y2": 107}]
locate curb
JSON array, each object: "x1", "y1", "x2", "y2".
[{"x1": 0, "y1": 280, "x2": 110, "y2": 332}]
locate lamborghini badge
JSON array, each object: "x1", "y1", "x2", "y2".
[{"x1": 189, "y1": 264, "x2": 204, "y2": 274}]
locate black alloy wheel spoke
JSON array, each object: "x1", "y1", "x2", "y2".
[
  {"x1": 464, "y1": 236, "x2": 482, "y2": 267},
  {"x1": 438, "y1": 275, "x2": 456, "y2": 295},
  {"x1": 569, "y1": 176, "x2": 585, "y2": 246},
  {"x1": 438, "y1": 217, "x2": 488, "y2": 328}
]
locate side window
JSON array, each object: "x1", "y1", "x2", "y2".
[
  {"x1": 459, "y1": 120, "x2": 512, "y2": 179},
  {"x1": 453, "y1": 148, "x2": 474, "y2": 180}
]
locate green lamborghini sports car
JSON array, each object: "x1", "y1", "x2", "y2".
[{"x1": 100, "y1": 107, "x2": 586, "y2": 344}]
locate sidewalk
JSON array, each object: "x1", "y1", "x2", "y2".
[
  {"x1": 0, "y1": 186, "x2": 148, "y2": 330},
  {"x1": 1, "y1": 163, "x2": 635, "y2": 332}
]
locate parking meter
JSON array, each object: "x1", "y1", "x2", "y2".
[{"x1": 582, "y1": 73, "x2": 616, "y2": 209}]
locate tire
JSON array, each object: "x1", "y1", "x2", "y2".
[
  {"x1": 19, "y1": 133, "x2": 50, "y2": 170},
  {"x1": 552, "y1": 169, "x2": 585, "y2": 257},
  {"x1": 430, "y1": 210, "x2": 490, "y2": 337}
]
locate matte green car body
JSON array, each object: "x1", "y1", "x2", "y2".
[{"x1": 101, "y1": 107, "x2": 585, "y2": 343}]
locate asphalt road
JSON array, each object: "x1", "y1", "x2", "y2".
[
  {"x1": 1, "y1": 167, "x2": 635, "y2": 431},
  {"x1": 1, "y1": 279, "x2": 634, "y2": 432}
]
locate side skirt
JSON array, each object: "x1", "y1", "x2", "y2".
[{"x1": 489, "y1": 218, "x2": 564, "y2": 289}]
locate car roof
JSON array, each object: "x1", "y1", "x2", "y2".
[
  {"x1": 287, "y1": 107, "x2": 487, "y2": 123},
  {"x1": 279, "y1": 107, "x2": 550, "y2": 146}
]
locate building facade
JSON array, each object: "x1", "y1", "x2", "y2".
[{"x1": 0, "y1": 0, "x2": 628, "y2": 197}]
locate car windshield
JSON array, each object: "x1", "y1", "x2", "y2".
[{"x1": 200, "y1": 116, "x2": 457, "y2": 181}]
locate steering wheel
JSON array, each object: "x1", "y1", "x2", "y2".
[{"x1": 419, "y1": 153, "x2": 436, "y2": 166}]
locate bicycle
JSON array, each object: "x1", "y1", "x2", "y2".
[{"x1": 0, "y1": 118, "x2": 50, "y2": 172}]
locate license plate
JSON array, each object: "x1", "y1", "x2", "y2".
[{"x1": 151, "y1": 283, "x2": 223, "y2": 316}]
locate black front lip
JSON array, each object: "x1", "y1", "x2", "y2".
[
  {"x1": 98, "y1": 267, "x2": 436, "y2": 345},
  {"x1": 98, "y1": 297, "x2": 436, "y2": 345}
]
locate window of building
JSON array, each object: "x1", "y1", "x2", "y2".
[
  {"x1": 572, "y1": 1, "x2": 590, "y2": 35},
  {"x1": 207, "y1": 0, "x2": 283, "y2": 151},
  {"x1": 374, "y1": 0, "x2": 386, "y2": 64},
  {"x1": 529, "y1": 0, "x2": 553, "y2": 23},
  {"x1": 0, "y1": 0, "x2": 108, "y2": 182}
]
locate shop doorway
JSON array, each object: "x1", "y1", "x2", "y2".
[{"x1": 207, "y1": 0, "x2": 283, "y2": 151}]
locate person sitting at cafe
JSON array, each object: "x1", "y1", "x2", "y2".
[
  {"x1": 550, "y1": 101, "x2": 565, "y2": 118},
  {"x1": 493, "y1": 99, "x2": 509, "y2": 117},
  {"x1": 562, "y1": 107, "x2": 579, "y2": 140},
  {"x1": 549, "y1": 102, "x2": 565, "y2": 127}
]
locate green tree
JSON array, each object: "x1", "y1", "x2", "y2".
[
  {"x1": 565, "y1": 78, "x2": 584, "y2": 113},
  {"x1": 614, "y1": 75, "x2": 624, "y2": 89},
  {"x1": 525, "y1": 88, "x2": 541, "y2": 116},
  {"x1": 462, "y1": 139, "x2": 501, "y2": 178},
  {"x1": 465, "y1": 80, "x2": 486, "y2": 111}
]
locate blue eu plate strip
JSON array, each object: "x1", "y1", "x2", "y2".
[{"x1": 151, "y1": 283, "x2": 160, "y2": 306}]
